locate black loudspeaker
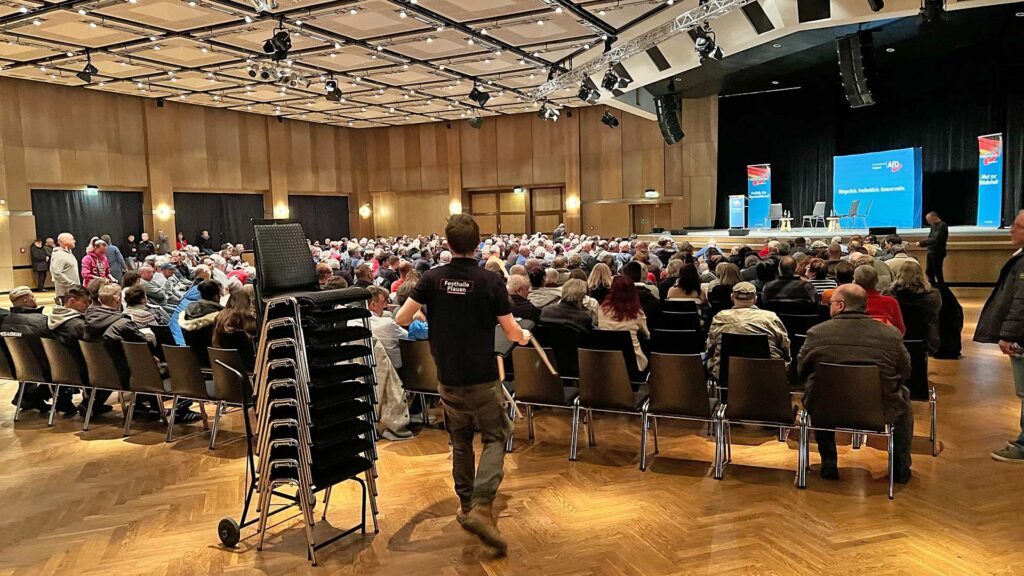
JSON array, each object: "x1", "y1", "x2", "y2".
[
  {"x1": 797, "y1": 0, "x2": 830, "y2": 22},
  {"x1": 867, "y1": 0, "x2": 884, "y2": 12},
  {"x1": 837, "y1": 31, "x2": 875, "y2": 108},
  {"x1": 655, "y1": 94, "x2": 684, "y2": 145},
  {"x1": 651, "y1": 227, "x2": 665, "y2": 233},
  {"x1": 869, "y1": 226, "x2": 897, "y2": 236},
  {"x1": 728, "y1": 229, "x2": 750, "y2": 236},
  {"x1": 671, "y1": 229, "x2": 688, "y2": 235}
]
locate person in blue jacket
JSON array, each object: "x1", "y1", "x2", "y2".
[{"x1": 169, "y1": 265, "x2": 211, "y2": 344}]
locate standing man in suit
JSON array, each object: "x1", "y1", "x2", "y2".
[{"x1": 918, "y1": 211, "x2": 948, "y2": 286}]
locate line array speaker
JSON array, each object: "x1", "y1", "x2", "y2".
[
  {"x1": 837, "y1": 30, "x2": 876, "y2": 108},
  {"x1": 655, "y1": 94, "x2": 684, "y2": 145}
]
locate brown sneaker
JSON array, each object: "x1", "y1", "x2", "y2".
[
  {"x1": 461, "y1": 504, "x2": 507, "y2": 553},
  {"x1": 456, "y1": 505, "x2": 471, "y2": 527}
]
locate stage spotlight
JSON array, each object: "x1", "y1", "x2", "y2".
[
  {"x1": 262, "y1": 25, "x2": 291, "y2": 61},
  {"x1": 258, "y1": 66, "x2": 272, "y2": 80},
  {"x1": 577, "y1": 80, "x2": 600, "y2": 104},
  {"x1": 468, "y1": 85, "x2": 490, "y2": 107},
  {"x1": 468, "y1": 116, "x2": 483, "y2": 129},
  {"x1": 247, "y1": 65, "x2": 257, "y2": 78},
  {"x1": 920, "y1": 0, "x2": 944, "y2": 22},
  {"x1": 75, "y1": 53, "x2": 98, "y2": 83},
  {"x1": 693, "y1": 24, "x2": 724, "y2": 62},
  {"x1": 536, "y1": 104, "x2": 560, "y2": 122},
  {"x1": 325, "y1": 78, "x2": 341, "y2": 101},
  {"x1": 600, "y1": 110, "x2": 619, "y2": 128},
  {"x1": 600, "y1": 69, "x2": 630, "y2": 91}
]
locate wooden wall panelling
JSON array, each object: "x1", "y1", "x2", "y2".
[
  {"x1": 347, "y1": 129, "x2": 372, "y2": 237},
  {"x1": 388, "y1": 125, "x2": 423, "y2": 192},
  {"x1": 371, "y1": 190, "x2": 450, "y2": 237},
  {"x1": 446, "y1": 122, "x2": 462, "y2": 213},
  {"x1": 496, "y1": 114, "x2": 533, "y2": 187},
  {"x1": 366, "y1": 128, "x2": 391, "y2": 192},
  {"x1": 459, "y1": 118, "x2": 498, "y2": 189},
  {"x1": 579, "y1": 106, "x2": 622, "y2": 201},
  {"x1": 531, "y1": 113, "x2": 566, "y2": 185},
  {"x1": 563, "y1": 112, "x2": 581, "y2": 233},
  {"x1": 619, "y1": 111, "x2": 666, "y2": 199},
  {"x1": 265, "y1": 117, "x2": 289, "y2": 218},
  {"x1": 419, "y1": 123, "x2": 448, "y2": 191},
  {"x1": 680, "y1": 96, "x2": 718, "y2": 226}
]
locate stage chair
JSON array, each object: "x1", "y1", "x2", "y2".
[
  {"x1": 642, "y1": 353, "x2": 718, "y2": 471},
  {"x1": 79, "y1": 341, "x2": 131, "y2": 432},
  {"x1": 903, "y1": 339, "x2": 937, "y2": 457},
  {"x1": 571, "y1": 348, "x2": 649, "y2": 462},
  {"x1": 839, "y1": 199, "x2": 861, "y2": 229},
  {"x1": 852, "y1": 199, "x2": 873, "y2": 229},
  {"x1": 768, "y1": 203, "x2": 784, "y2": 228},
  {"x1": 122, "y1": 341, "x2": 177, "y2": 439},
  {"x1": 4, "y1": 336, "x2": 52, "y2": 423},
  {"x1": 398, "y1": 339, "x2": 442, "y2": 426},
  {"x1": 803, "y1": 201, "x2": 827, "y2": 228},
  {"x1": 163, "y1": 345, "x2": 219, "y2": 444},
  {"x1": 716, "y1": 357, "x2": 799, "y2": 481},
  {"x1": 798, "y1": 362, "x2": 897, "y2": 499},
  {"x1": 509, "y1": 346, "x2": 577, "y2": 451},
  {"x1": 651, "y1": 329, "x2": 704, "y2": 355}
]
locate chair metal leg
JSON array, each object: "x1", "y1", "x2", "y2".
[
  {"x1": 569, "y1": 400, "x2": 580, "y2": 461},
  {"x1": 714, "y1": 418, "x2": 724, "y2": 480},
  {"x1": 46, "y1": 384, "x2": 60, "y2": 426},
  {"x1": 930, "y1": 389, "x2": 938, "y2": 457},
  {"x1": 165, "y1": 394, "x2": 179, "y2": 442},
  {"x1": 366, "y1": 471, "x2": 380, "y2": 533},
  {"x1": 83, "y1": 389, "x2": 98, "y2": 431},
  {"x1": 123, "y1": 394, "x2": 137, "y2": 437},
  {"x1": 797, "y1": 412, "x2": 808, "y2": 488},
  {"x1": 640, "y1": 412, "x2": 649, "y2": 471},
  {"x1": 198, "y1": 400, "x2": 210, "y2": 431},
  {"x1": 852, "y1": 433, "x2": 863, "y2": 449},
  {"x1": 209, "y1": 401, "x2": 225, "y2": 450},
  {"x1": 321, "y1": 486, "x2": 333, "y2": 521},
  {"x1": 12, "y1": 381, "x2": 27, "y2": 422},
  {"x1": 527, "y1": 405, "x2": 535, "y2": 440},
  {"x1": 888, "y1": 431, "x2": 895, "y2": 500},
  {"x1": 652, "y1": 416, "x2": 659, "y2": 454},
  {"x1": 725, "y1": 424, "x2": 732, "y2": 463},
  {"x1": 420, "y1": 393, "x2": 431, "y2": 427},
  {"x1": 586, "y1": 409, "x2": 596, "y2": 447}
]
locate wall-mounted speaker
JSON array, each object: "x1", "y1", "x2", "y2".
[
  {"x1": 837, "y1": 30, "x2": 876, "y2": 108},
  {"x1": 655, "y1": 94, "x2": 684, "y2": 145}
]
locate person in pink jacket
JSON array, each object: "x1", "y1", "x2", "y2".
[{"x1": 81, "y1": 238, "x2": 113, "y2": 287}]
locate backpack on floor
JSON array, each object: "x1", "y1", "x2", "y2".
[{"x1": 934, "y1": 284, "x2": 963, "y2": 359}]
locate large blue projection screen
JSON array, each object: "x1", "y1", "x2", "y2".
[{"x1": 832, "y1": 147, "x2": 923, "y2": 229}]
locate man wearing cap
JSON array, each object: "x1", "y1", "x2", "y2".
[
  {"x1": 49, "y1": 233, "x2": 80, "y2": 304},
  {"x1": 705, "y1": 281, "x2": 791, "y2": 380}
]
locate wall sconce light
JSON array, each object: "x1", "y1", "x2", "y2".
[
  {"x1": 358, "y1": 203, "x2": 372, "y2": 219},
  {"x1": 449, "y1": 200, "x2": 463, "y2": 215},
  {"x1": 566, "y1": 196, "x2": 580, "y2": 210},
  {"x1": 644, "y1": 189, "x2": 660, "y2": 199},
  {"x1": 274, "y1": 203, "x2": 290, "y2": 218},
  {"x1": 154, "y1": 204, "x2": 174, "y2": 221}
]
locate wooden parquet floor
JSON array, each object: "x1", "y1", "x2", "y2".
[{"x1": 1, "y1": 288, "x2": 1023, "y2": 576}]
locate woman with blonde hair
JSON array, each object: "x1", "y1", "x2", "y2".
[
  {"x1": 885, "y1": 260, "x2": 941, "y2": 352},
  {"x1": 707, "y1": 262, "x2": 741, "y2": 311},
  {"x1": 587, "y1": 262, "x2": 613, "y2": 303}
]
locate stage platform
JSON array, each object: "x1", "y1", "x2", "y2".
[{"x1": 637, "y1": 225, "x2": 1012, "y2": 285}]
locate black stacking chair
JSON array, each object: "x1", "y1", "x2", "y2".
[
  {"x1": 509, "y1": 346, "x2": 576, "y2": 450},
  {"x1": 651, "y1": 329, "x2": 704, "y2": 355},
  {"x1": 79, "y1": 340, "x2": 130, "y2": 432},
  {"x1": 799, "y1": 362, "x2": 896, "y2": 499},
  {"x1": 0, "y1": 338, "x2": 16, "y2": 382},
  {"x1": 182, "y1": 326, "x2": 215, "y2": 369},
  {"x1": 122, "y1": 341, "x2": 177, "y2": 438},
  {"x1": 583, "y1": 329, "x2": 649, "y2": 384},
  {"x1": 661, "y1": 310, "x2": 701, "y2": 331},
  {"x1": 532, "y1": 323, "x2": 581, "y2": 381},
  {"x1": 643, "y1": 353, "x2": 718, "y2": 471},
  {"x1": 777, "y1": 313, "x2": 821, "y2": 339},
  {"x1": 208, "y1": 347, "x2": 253, "y2": 449},
  {"x1": 717, "y1": 357, "x2": 799, "y2": 481},
  {"x1": 40, "y1": 338, "x2": 87, "y2": 427},
  {"x1": 4, "y1": 336, "x2": 51, "y2": 423},
  {"x1": 571, "y1": 348, "x2": 649, "y2": 462},
  {"x1": 162, "y1": 345, "x2": 215, "y2": 443},
  {"x1": 661, "y1": 300, "x2": 699, "y2": 314},
  {"x1": 904, "y1": 339, "x2": 937, "y2": 457},
  {"x1": 716, "y1": 332, "x2": 770, "y2": 392},
  {"x1": 398, "y1": 339, "x2": 442, "y2": 426}
]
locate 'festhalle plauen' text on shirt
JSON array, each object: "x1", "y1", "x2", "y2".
[{"x1": 442, "y1": 279, "x2": 473, "y2": 295}]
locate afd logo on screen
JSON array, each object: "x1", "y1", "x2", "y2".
[{"x1": 871, "y1": 160, "x2": 903, "y2": 173}]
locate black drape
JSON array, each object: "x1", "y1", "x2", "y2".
[
  {"x1": 716, "y1": 31, "x2": 1023, "y2": 228},
  {"x1": 174, "y1": 193, "x2": 265, "y2": 248},
  {"x1": 32, "y1": 189, "x2": 144, "y2": 260},
  {"x1": 289, "y1": 195, "x2": 350, "y2": 242}
]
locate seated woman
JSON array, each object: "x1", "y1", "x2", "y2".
[
  {"x1": 587, "y1": 262, "x2": 613, "y2": 304},
  {"x1": 540, "y1": 279, "x2": 594, "y2": 335},
  {"x1": 885, "y1": 261, "x2": 942, "y2": 353},
  {"x1": 706, "y1": 262, "x2": 742, "y2": 316},
  {"x1": 212, "y1": 288, "x2": 257, "y2": 371},
  {"x1": 597, "y1": 276, "x2": 651, "y2": 371},
  {"x1": 666, "y1": 263, "x2": 706, "y2": 304}
]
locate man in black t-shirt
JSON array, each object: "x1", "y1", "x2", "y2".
[{"x1": 397, "y1": 214, "x2": 529, "y2": 555}]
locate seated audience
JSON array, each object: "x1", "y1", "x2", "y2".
[
  {"x1": 527, "y1": 268, "x2": 562, "y2": 308},
  {"x1": 854, "y1": 265, "x2": 905, "y2": 334},
  {"x1": 47, "y1": 285, "x2": 93, "y2": 414},
  {"x1": 123, "y1": 285, "x2": 170, "y2": 345},
  {"x1": 666, "y1": 263, "x2": 705, "y2": 304},
  {"x1": 353, "y1": 264, "x2": 374, "y2": 288},
  {"x1": 885, "y1": 243, "x2": 919, "y2": 278},
  {"x1": 762, "y1": 256, "x2": 817, "y2": 304},
  {"x1": 179, "y1": 279, "x2": 224, "y2": 342},
  {"x1": 798, "y1": 284, "x2": 913, "y2": 483},
  {"x1": 821, "y1": 261, "x2": 854, "y2": 305},
  {"x1": 507, "y1": 274, "x2": 541, "y2": 323},
  {"x1": 850, "y1": 251, "x2": 893, "y2": 292},
  {"x1": 212, "y1": 289, "x2": 258, "y2": 371},
  {"x1": 705, "y1": 282, "x2": 791, "y2": 380},
  {"x1": 587, "y1": 263, "x2": 613, "y2": 303},
  {"x1": 806, "y1": 258, "x2": 837, "y2": 294},
  {"x1": 621, "y1": 261, "x2": 661, "y2": 325},
  {"x1": 362, "y1": 286, "x2": 410, "y2": 369},
  {"x1": 540, "y1": 279, "x2": 594, "y2": 335},
  {"x1": 658, "y1": 259, "x2": 683, "y2": 299},
  {"x1": 707, "y1": 262, "x2": 742, "y2": 313},
  {"x1": 2, "y1": 286, "x2": 67, "y2": 413},
  {"x1": 597, "y1": 276, "x2": 650, "y2": 371},
  {"x1": 753, "y1": 259, "x2": 778, "y2": 296},
  {"x1": 390, "y1": 260, "x2": 414, "y2": 293},
  {"x1": 886, "y1": 262, "x2": 941, "y2": 352},
  {"x1": 316, "y1": 262, "x2": 334, "y2": 289}
]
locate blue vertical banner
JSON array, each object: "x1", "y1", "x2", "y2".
[
  {"x1": 729, "y1": 195, "x2": 746, "y2": 228},
  {"x1": 746, "y1": 164, "x2": 771, "y2": 228},
  {"x1": 977, "y1": 133, "x2": 1003, "y2": 227}
]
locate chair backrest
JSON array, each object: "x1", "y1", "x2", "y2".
[
  {"x1": 0, "y1": 338, "x2": 15, "y2": 380},
  {"x1": 121, "y1": 341, "x2": 168, "y2": 395},
  {"x1": 41, "y1": 338, "x2": 85, "y2": 387},
  {"x1": 252, "y1": 219, "x2": 318, "y2": 302},
  {"x1": 215, "y1": 330, "x2": 256, "y2": 373},
  {"x1": 79, "y1": 340, "x2": 123, "y2": 390},
  {"x1": 777, "y1": 313, "x2": 821, "y2": 337},
  {"x1": 718, "y1": 332, "x2": 770, "y2": 388},
  {"x1": 532, "y1": 323, "x2": 581, "y2": 379},
  {"x1": 583, "y1": 329, "x2": 645, "y2": 382},
  {"x1": 3, "y1": 336, "x2": 48, "y2": 383},
  {"x1": 846, "y1": 199, "x2": 860, "y2": 217},
  {"x1": 209, "y1": 348, "x2": 252, "y2": 404},
  {"x1": 768, "y1": 203, "x2": 783, "y2": 219},
  {"x1": 661, "y1": 310, "x2": 700, "y2": 331},
  {"x1": 726, "y1": 357, "x2": 793, "y2": 424},
  {"x1": 861, "y1": 199, "x2": 873, "y2": 216},
  {"x1": 807, "y1": 362, "x2": 886, "y2": 431},
  {"x1": 150, "y1": 324, "x2": 177, "y2": 348},
  {"x1": 648, "y1": 353, "x2": 711, "y2": 417},
  {"x1": 812, "y1": 201, "x2": 826, "y2": 218},
  {"x1": 578, "y1": 348, "x2": 636, "y2": 411},
  {"x1": 661, "y1": 299, "x2": 698, "y2": 314},
  {"x1": 903, "y1": 339, "x2": 929, "y2": 401},
  {"x1": 511, "y1": 346, "x2": 564, "y2": 405},
  {"x1": 398, "y1": 339, "x2": 441, "y2": 393},
  {"x1": 651, "y1": 329, "x2": 703, "y2": 355},
  {"x1": 182, "y1": 325, "x2": 214, "y2": 368},
  {"x1": 162, "y1": 345, "x2": 212, "y2": 400},
  {"x1": 762, "y1": 300, "x2": 819, "y2": 316}
]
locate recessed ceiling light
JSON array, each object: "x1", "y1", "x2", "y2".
[
  {"x1": 771, "y1": 80, "x2": 779, "y2": 85},
  {"x1": 330, "y1": 53, "x2": 336, "y2": 57},
  {"x1": 583, "y1": 44, "x2": 590, "y2": 50},
  {"x1": 398, "y1": 10, "x2": 406, "y2": 18},
  {"x1": 598, "y1": 10, "x2": 606, "y2": 15},
  {"x1": 201, "y1": 47, "x2": 208, "y2": 53},
  {"x1": 886, "y1": 47, "x2": 895, "y2": 53},
  {"x1": 244, "y1": 15, "x2": 253, "y2": 23},
  {"x1": 32, "y1": 18, "x2": 41, "y2": 25},
  {"x1": 555, "y1": 6, "x2": 562, "y2": 13},
  {"x1": 772, "y1": 43, "x2": 782, "y2": 48},
  {"x1": 18, "y1": 6, "x2": 28, "y2": 13},
  {"x1": 481, "y1": 28, "x2": 488, "y2": 35},
  {"x1": 149, "y1": 36, "x2": 157, "y2": 41},
  {"x1": 77, "y1": 8, "x2": 86, "y2": 15},
  {"x1": 334, "y1": 42, "x2": 341, "y2": 49},
  {"x1": 188, "y1": 1, "x2": 196, "y2": 5},
  {"x1": 667, "y1": 0, "x2": 674, "y2": 5},
  {"x1": 66, "y1": 51, "x2": 73, "y2": 57},
  {"x1": 247, "y1": 105, "x2": 253, "y2": 110},
  {"x1": 426, "y1": 37, "x2": 433, "y2": 43},
  {"x1": 537, "y1": 20, "x2": 544, "y2": 25},
  {"x1": 467, "y1": 37, "x2": 475, "y2": 45},
  {"x1": 403, "y1": 63, "x2": 409, "y2": 69},
  {"x1": 1017, "y1": 11, "x2": 1024, "y2": 16}
]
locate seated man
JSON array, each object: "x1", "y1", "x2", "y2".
[
  {"x1": 155, "y1": 262, "x2": 185, "y2": 311},
  {"x1": 2, "y1": 286, "x2": 68, "y2": 414},
  {"x1": 799, "y1": 284, "x2": 913, "y2": 483},
  {"x1": 526, "y1": 267, "x2": 561, "y2": 309},
  {"x1": 123, "y1": 285, "x2": 170, "y2": 346},
  {"x1": 138, "y1": 265, "x2": 168, "y2": 308},
  {"x1": 853, "y1": 264, "x2": 905, "y2": 334},
  {"x1": 507, "y1": 274, "x2": 540, "y2": 323},
  {"x1": 365, "y1": 286, "x2": 409, "y2": 369},
  {"x1": 540, "y1": 278, "x2": 594, "y2": 335},
  {"x1": 821, "y1": 261, "x2": 855, "y2": 305},
  {"x1": 48, "y1": 285, "x2": 94, "y2": 414},
  {"x1": 705, "y1": 282, "x2": 791, "y2": 380},
  {"x1": 353, "y1": 264, "x2": 374, "y2": 288},
  {"x1": 762, "y1": 256, "x2": 818, "y2": 305}
]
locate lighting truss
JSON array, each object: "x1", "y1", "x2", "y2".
[{"x1": 534, "y1": 0, "x2": 754, "y2": 99}]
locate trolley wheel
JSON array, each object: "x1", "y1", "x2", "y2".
[{"x1": 218, "y1": 517, "x2": 240, "y2": 548}]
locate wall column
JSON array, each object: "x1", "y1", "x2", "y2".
[
  {"x1": 447, "y1": 123, "x2": 463, "y2": 216},
  {"x1": 142, "y1": 103, "x2": 176, "y2": 239},
  {"x1": 564, "y1": 112, "x2": 582, "y2": 234},
  {"x1": 265, "y1": 117, "x2": 290, "y2": 220}
]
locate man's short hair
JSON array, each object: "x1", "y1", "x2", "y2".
[
  {"x1": 64, "y1": 285, "x2": 91, "y2": 305},
  {"x1": 560, "y1": 278, "x2": 587, "y2": 307},
  {"x1": 98, "y1": 283, "x2": 122, "y2": 307},
  {"x1": 507, "y1": 274, "x2": 530, "y2": 296},
  {"x1": 528, "y1": 267, "x2": 545, "y2": 288},
  {"x1": 853, "y1": 264, "x2": 878, "y2": 290},
  {"x1": 355, "y1": 264, "x2": 372, "y2": 280},
  {"x1": 621, "y1": 261, "x2": 643, "y2": 282},
  {"x1": 124, "y1": 284, "x2": 148, "y2": 306},
  {"x1": 366, "y1": 285, "x2": 389, "y2": 303},
  {"x1": 833, "y1": 261, "x2": 855, "y2": 285},
  {"x1": 445, "y1": 214, "x2": 480, "y2": 255},
  {"x1": 778, "y1": 256, "x2": 796, "y2": 276},
  {"x1": 544, "y1": 268, "x2": 559, "y2": 286},
  {"x1": 324, "y1": 276, "x2": 349, "y2": 290},
  {"x1": 743, "y1": 254, "x2": 760, "y2": 268},
  {"x1": 197, "y1": 279, "x2": 221, "y2": 302}
]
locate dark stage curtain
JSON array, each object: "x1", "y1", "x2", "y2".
[
  {"x1": 174, "y1": 192, "x2": 265, "y2": 248},
  {"x1": 32, "y1": 189, "x2": 144, "y2": 260},
  {"x1": 716, "y1": 38, "x2": 1023, "y2": 228},
  {"x1": 289, "y1": 195, "x2": 350, "y2": 242}
]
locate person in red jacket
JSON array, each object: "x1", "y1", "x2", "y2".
[
  {"x1": 853, "y1": 262, "x2": 905, "y2": 334},
  {"x1": 80, "y1": 238, "x2": 113, "y2": 287}
]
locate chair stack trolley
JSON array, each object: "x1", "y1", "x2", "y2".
[{"x1": 217, "y1": 287, "x2": 381, "y2": 566}]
